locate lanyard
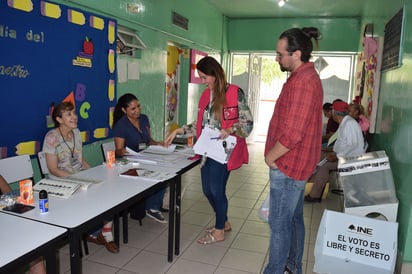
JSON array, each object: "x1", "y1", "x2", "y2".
[{"x1": 207, "y1": 89, "x2": 213, "y2": 126}]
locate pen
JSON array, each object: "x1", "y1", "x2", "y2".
[{"x1": 210, "y1": 137, "x2": 220, "y2": 140}]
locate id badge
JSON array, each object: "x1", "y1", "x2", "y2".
[{"x1": 139, "y1": 143, "x2": 147, "y2": 151}]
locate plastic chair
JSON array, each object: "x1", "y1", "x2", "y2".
[
  {"x1": 100, "y1": 140, "x2": 139, "y2": 245},
  {"x1": 101, "y1": 140, "x2": 115, "y2": 162},
  {"x1": 0, "y1": 154, "x2": 34, "y2": 197},
  {"x1": 0, "y1": 155, "x2": 34, "y2": 184},
  {"x1": 37, "y1": 151, "x2": 90, "y2": 255},
  {"x1": 37, "y1": 151, "x2": 49, "y2": 178}
]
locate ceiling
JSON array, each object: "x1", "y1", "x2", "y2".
[{"x1": 205, "y1": 0, "x2": 391, "y2": 19}]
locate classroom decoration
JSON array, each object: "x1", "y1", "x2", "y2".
[
  {"x1": 0, "y1": 0, "x2": 117, "y2": 158},
  {"x1": 189, "y1": 49, "x2": 207, "y2": 84},
  {"x1": 352, "y1": 23, "x2": 383, "y2": 134},
  {"x1": 165, "y1": 45, "x2": 181, "y2": 136}
]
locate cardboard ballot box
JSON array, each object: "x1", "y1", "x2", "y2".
[
  {"x1": 338, "y1": 150, "x2": 398, "y2": 222},
  {"x1": 314, "y1": 210, "x2": 398, "y2": 274}
]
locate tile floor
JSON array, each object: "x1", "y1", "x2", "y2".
[{"x1": 53, "y1": 142, "x2": 343, "y2": 274}]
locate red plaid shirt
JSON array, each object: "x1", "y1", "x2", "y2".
[{"x1": 265, "y1": 62, "x2": 323, "y2": 180}]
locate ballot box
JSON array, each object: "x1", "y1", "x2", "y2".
[
  {"x1": 337, "y1": 150, "x2": 398, "y2": 222},
  {"x1": 314, "y1": 210, "x2": 398, "y2": 274}
]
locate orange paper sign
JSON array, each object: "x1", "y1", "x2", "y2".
[
  {"x1": 106, "y1": 150, "x2": 115, "y2": 168},
  {"x1": 19, "y1": 179, "x2": 34, "y2": 205}
]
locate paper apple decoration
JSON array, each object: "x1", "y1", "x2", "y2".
[
  {"x1": 83, "y1": 36, "x2": 94, "y2": 55},
  {"x1": 23, "y1": 191, "x2": 29, "y2": 201}
]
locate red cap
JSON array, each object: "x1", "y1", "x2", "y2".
[{"x1": 333, "y1": 101, "x2": 349, "y2": 112}]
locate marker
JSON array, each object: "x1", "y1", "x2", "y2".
[{"x1": 210, "y1": 137, "x2": 220, "y2": 140}]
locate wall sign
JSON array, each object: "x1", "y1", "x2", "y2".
[
  {"x1": 381, "y1": 8, "x2": 404, "y2": 71},
  {"x1": 0, "y1": 0, "x2": 117, "y2": 157}
]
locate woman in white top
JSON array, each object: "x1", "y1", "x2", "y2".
[{"x1": 42, "y1": 102, "x2": 118, "y2": 254}]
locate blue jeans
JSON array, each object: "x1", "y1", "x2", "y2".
[
  {"x1": 145, "y1": 188, "x2": 166, "y2": 211},
  {"x1": 200, "y1": 157, "x2": 230, "y2": 230},
  {"x1": 263, "y1": 168, "x2": 306, "y2": 274}
]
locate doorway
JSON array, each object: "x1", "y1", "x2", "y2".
[{"x1": 229, "y1": 52, "x2": 356, "y2": 142}]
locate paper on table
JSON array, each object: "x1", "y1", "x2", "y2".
[
  {"x1": 124, "y1": 147, "x2": 157, "y2": 164},
  {"x1": 119, "y1": 167, "x2": 176, "y2": 182},
  {"x1": 193, "y1": 127, "x2": 237, "y2": 164},
  {"x1": 142, "y1": 144, "x2": 176, "y2": 155}
]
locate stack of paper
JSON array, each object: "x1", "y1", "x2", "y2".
[{"x1": 193, "y1": 127, "x2": 237, "y2": 164}]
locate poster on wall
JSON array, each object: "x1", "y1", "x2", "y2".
[
  {"x1": 352, "y1": 24, "x2": 382, "y2": 134},
  {"x1": 165, "y1": 45, "x2": 182, "y2": 135},
  {"x1": 0, "y1": 0, "x2": 117, "y2": 158}
]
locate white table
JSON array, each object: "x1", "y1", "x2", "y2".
[
  {"x1": 0, "y1": 211, "x2": 67, "y2": 273},
  {"x1": 128, "y1": 149, "x2": 200, "y2": 257},
  {"x1": 2, "y1": 150, "x2": 198, "y2": 274},
  {"x1": 5, "y1": 164, "x2": 174, "y2": 274}
]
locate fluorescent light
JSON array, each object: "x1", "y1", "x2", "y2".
[{"x1": 278, "y1": 0, "x2": 285, "y2": 7}]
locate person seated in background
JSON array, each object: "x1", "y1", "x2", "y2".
[
  {"x1": 42, "y1": 102, "x2": 119, "y2": 253},
  {"x1": 305, "y1": 101, "x2": 365, "y2": 202},
  {"x1": 112, "y1": 93, "x2": 168, "y2": 223},
  {"x1": 349, "y1": 102, "x2": 370, "y2": 135},
  {"x1": 0, "y1": 175, "x2": 46, "y2": 274},
  {"x1": 322, "y1": 102, "x2": 339, "y2": 145}
]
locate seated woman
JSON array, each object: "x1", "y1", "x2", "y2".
[
  {"x1": 42, "y1": 102, "x2": 119, "y2": 253},
  {"x1": 112, "y1": 93, "x2": 168, "y2": 223}
]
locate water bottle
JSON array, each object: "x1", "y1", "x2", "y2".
[{"x1": 39, "y1": 190, "x2": 48, "y2": 213}]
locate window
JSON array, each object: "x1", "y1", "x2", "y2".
[{"x1": 117, "y1": 26, "x2": 146, "y2": 56}]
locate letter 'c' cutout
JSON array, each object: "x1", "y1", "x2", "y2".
[{"x1": 79, "y1": 101, "x2": 90, "y2": 119}]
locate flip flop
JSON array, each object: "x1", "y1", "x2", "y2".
[
  {"x1": 205, "y1": 226, "x2": 232, "y2": 233},
  {"x1": 197, "y1": 233, "x2": 224, "y2": 245}
]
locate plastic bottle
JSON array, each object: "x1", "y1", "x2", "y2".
[{"x1": 39, "y1": 190, "x2": 48, "y2": 213}]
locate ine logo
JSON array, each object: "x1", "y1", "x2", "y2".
[{"x1": 347, "y1": 224, "x2": 373, "y2": 236}]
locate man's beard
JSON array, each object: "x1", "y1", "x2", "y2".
[{"x1": 279, "y1": 65, "x2": 287, "y2": 72}]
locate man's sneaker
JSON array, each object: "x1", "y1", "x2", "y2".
[
  {"x1": 146, "y1": 209, "x2": 167, "y2": 223},
  {"x1": 284, "y1": 266, "x2": 293, "y2": 274}
]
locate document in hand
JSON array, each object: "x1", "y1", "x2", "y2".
[{"x1": 193, "y1": 127, "x2": 237, "y2": 164}]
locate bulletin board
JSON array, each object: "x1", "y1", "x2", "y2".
[{"x1": 0, "y1": 0, "x2": 117, "y2": 158}]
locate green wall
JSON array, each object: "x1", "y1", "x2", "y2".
[
  {"x1": 360, "y1": 0, "x2": 412, "y2": 264},
  {"x1": 228, "y1": 17, "x2": 361, "y2": 52},
  {"x1": 20, "y1": 0, "x2": 412, "y2": 266}
]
